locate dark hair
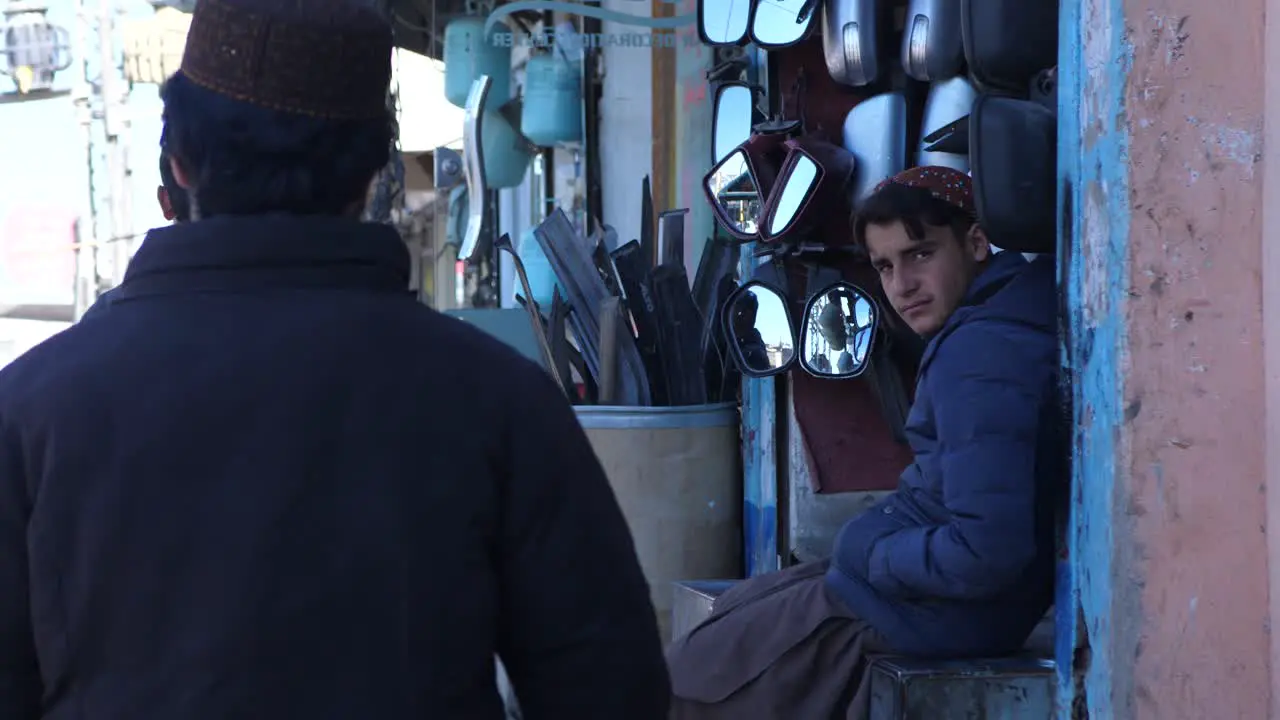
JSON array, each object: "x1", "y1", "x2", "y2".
[
  {"x1": 158, "y1": 150, "x2": 191, "y2": 222},
  {"x1": 160, "y1": 71, "x2": 396, "y2": 217},
  {"x1": 852, "y1": 182, "x2": 976, "y2": 247}
]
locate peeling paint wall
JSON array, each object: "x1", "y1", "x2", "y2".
[{"x1": 1064, "y1": 0, "x2": 1270, "y2": 717}]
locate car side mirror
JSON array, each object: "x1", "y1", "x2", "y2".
[
  {"x1": 460, "y1": 75, "x2": 492, "y2": 264},
  {"x1": 699, "y1": 0, "x2": 752, "y2": 45},
  {"x1": 712, "y1": 83, "x2": 756, "y2": 165},
  {"x1": 760, "y1": 136, "x2": 855, "y2": 244},
  {"x1": 751, "y1": 0, "x2": 814, "y2": 48},
  {"x1": 823, "y1": 0, "x2": 882, "y2": 87},
  {"x1": 843, "y1": 91, "x2": 908, "y2": 203},
  {"x1": 961, "y1": 0, "x2": 1058, "y2": 94},
  {"x1": 703, "y1": 132, "x2": 788, "y2": 242},
  {"x1": 721, "y1": 281, "x2": 797, "y2": 377},
  {"x1": 917, "y1": 76, "x2": 976, "y2": 172},
  {"x1": 901, "y1": 0, "x2": 964, "y2": 82},
  {"x1": 970, "y1": 93, "x2": 1057, "y2": 254},
  {"x1": 798, "y1": 281, "x2": 878, "y2": 378}
]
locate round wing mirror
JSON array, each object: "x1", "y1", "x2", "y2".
[
  {"x1": 751, "y1": 0, "x2": 815, "y2": 48},
  {"x1": 699, "y1": 0, "x2": 752, "y2": 45},
  {"x1": 704, "y1": 148, "x2": 763, "y2": 240},
  {"x1": 721, "y1": 281, "x2": 797, "y2": 377},
  {"x1": 799, "y1": 281, "x2": 878, "y2": 378},
  {"x1": 713, "y1": 83, "x2": 755, "y2": 164}
]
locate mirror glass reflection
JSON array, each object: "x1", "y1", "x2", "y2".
[
  {"x1": 706, "y1": 149, "x2": 761, "y2": 235},
  {"x1": 801, "y1": 285, "x2": 876, "y2": 377},
  {"x1": 768, "y1": 155, "x2": 818, "y2": 235},
  {"x1": 727, "y1": 284, "x2": 795, "y2": 374},
  {"x1": 751, "y1": 0, "x2": 812, "y2": 47},
  {"x1": 714, "y1": 85, "x2": 753, "y2": 164},
  {"x1": 701, "y1": 0, "x2": 751, "y2": 45}
]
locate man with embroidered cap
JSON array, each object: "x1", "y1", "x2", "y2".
[
  {"x1": 665, "y1": 167, "x2": 1064, "y2": 719},
  {"x1": 0, "y1": 1, "x2": 669, "y2": 718}
]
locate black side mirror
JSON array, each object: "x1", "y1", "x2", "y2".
[
  {"x1": 699, "y1": 0, "x2": 752, "y2": 46},
  {"x1": 798, "y1": 281, "x2": 879, "y2": 378},
  {"x1": 970, "y1": 93, "x2": 1057, "y2": 253},
  {"x1": 961, "y1": 0, "x2": 1058, "y2": 94},
  {"x1": 721, "y1": 281, "x2": 797, "y2": 377}
]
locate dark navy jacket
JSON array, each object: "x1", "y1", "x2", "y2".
[
  {"x1": 0, "y1": 215, "x2": 670, "y2": 719},
  {"x1": 826, "y1": 251, "x2": 1064, "y2": 657}
]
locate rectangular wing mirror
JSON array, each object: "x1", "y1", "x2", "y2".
[
  {"x1": 712, "y1": 83, "x2": 755, "y2": 164},
  {"x1": 751, "y1": 0, "x2": 815, "y2": 48},
  {"x1": 699, "y1": 0, "x2": 752, "y2": 45}
]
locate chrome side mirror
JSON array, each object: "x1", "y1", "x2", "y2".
[
  {"x1": 842, "y1": 91, "x2": 908, "y2": 203},
  {"x1": 799, "y1": 282, "x2": 877, "y2": 378},
  {"x1": 751, "y1": 0, "x2": 814, "y2": 48},
  {"x1": 699, "y1": 0, "x2": 752, "y2": 45},
  {"x1": 460, "y1": 75, "x2": 492, "y2": 264},
  {"x1": 823, "y1": 0, "x2": 881, "y2": 87},
  {"x1": 721, "y1": 281, "x2": 797, "y2": 377},
  {"x1": 917, "y1": 76, "x2": 976, "y2": 172},
  {"x1": 704, "y1": 148, "x2": 763, "y2": 239},
  {"x1": 901, "y1": 0, "x2": 964, "y2": 82},
  {"x1": 712, "y1": 83, "x2": 754, "y2": 165}
]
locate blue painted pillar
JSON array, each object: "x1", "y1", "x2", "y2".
[
  {"x1": 739, "y1": 245, "x2": 779, "y2": 577},
  {"x1": 1057, "y1": 0, "x2": 1131, "y2": 714}
]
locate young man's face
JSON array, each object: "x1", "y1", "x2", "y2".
[{"x1": 865, "y1": 220, "x2": 990, "y2": 337}]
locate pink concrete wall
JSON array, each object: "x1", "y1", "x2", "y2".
[{"x1": 1121, "y1": 1, "x2": 1269, "y2": 717}]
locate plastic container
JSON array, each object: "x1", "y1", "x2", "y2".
[
  {"x1": 443, "y1": 17, "x2": 513, "y2": 109},
  {"x1": 521, "y1": 53, "x2": 583, "y2": 147},
  {"x1": 574, "y1": 403, "x2": 742, "y2": 641},
  {"x1": 481, "y1": 110, "x2": 533, "y2": 189}
]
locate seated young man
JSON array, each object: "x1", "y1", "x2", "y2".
[{"x1": 666, "y1": 166, "x2": 1065, "y2": 719}]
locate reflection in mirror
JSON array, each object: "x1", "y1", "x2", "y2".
[
  {"x1": 768, "y1": 155, "x2": 819, "y2": 236},
  {"x1": 727, "y1": 284, "x2": 796, "y2": 374},
  {"x1": 714, "y1": 85, "x2": 754, "y2": 164},
  {"x1": 801, "y1": 284, "x2": 877, "y2": 377},
  {"x1": 751, "y1": 0, "x2": 813, "y2": 47},
  {"x1": 706, "y1": 149, "x2": 761, "y2": 235},
  {"x1": 700, "y1": 0, "x2": 751, "y2": 45}
]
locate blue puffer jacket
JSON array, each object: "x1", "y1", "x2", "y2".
[{"x1": 826, "y1": 251, "x2": 1065, "y2": 658}]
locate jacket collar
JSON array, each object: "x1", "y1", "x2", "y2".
[
  {"x1": 114, "y1": 214, "x2": 411, "y2": 302},
  {"x1": 915, "y1": 251, "x2": 1030, "y2": 376}
]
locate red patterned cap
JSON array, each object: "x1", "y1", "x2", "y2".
[
  {"x1": 180, "y1": 0, "x2": 393, "y2": 120},
  {"x1": 873, "y1": 166, "x2": 975, "y2": 217}
]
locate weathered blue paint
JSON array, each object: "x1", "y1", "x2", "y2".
[
  {"x1": 737, "y1": 49, "x2": 778, "y2": 579},
  {"x1": 1057, "y1": 0, "x2": 1133, "y2": 716},
  {"x1": 739, "y1": 246, "x2": 779, "y2": 577}
]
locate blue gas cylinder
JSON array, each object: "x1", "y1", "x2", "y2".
[
  {"x1": 481, "y1": 109, "x2": 533, "y2": 189},
  {"x1": 517, "y1": 227, "x2": 561, "y2": 307},
  {"x1": 443, "y1": 17, "x2": 513, "y2": 109},
  {"x1": 521, "y1": 53, "x2": 583, "y2": 147}
]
